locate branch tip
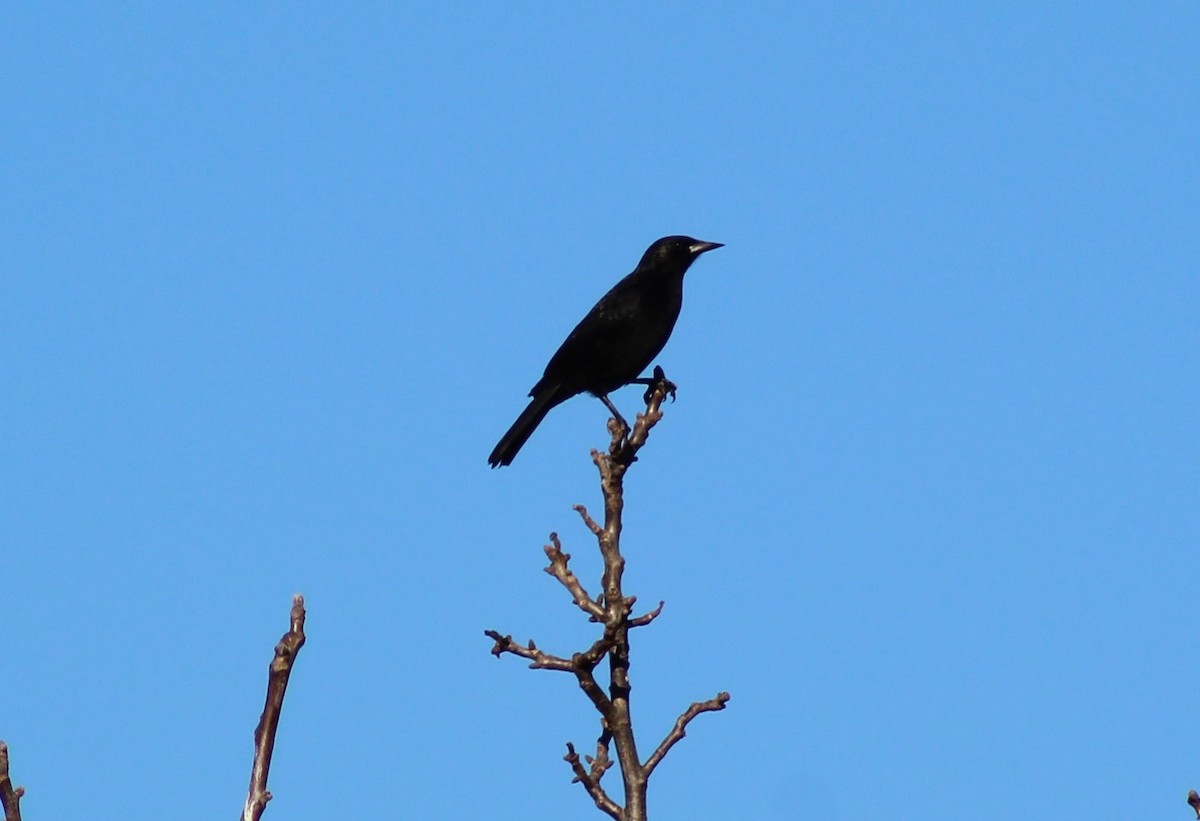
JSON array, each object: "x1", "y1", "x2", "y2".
[
  {"x1": 573, "y1": 504, "x2": 603, "y2": 536},
  {"x1": 630, "y1": 600, "x2": 666, "y2": 628},
  {"x1": 0, "y1": 740, "x2": 24, "y2": 821},
  {"x1": 241, "y1": 596, "x2": 308, "y2": 821}
]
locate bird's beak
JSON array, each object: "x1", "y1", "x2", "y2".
[{"x1": 689, "y1": 240, "x2": 724, "y2": 256}]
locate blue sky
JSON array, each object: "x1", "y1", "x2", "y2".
[{"x1": 2, "y1": 4, "x2": 1197, "y2": 819}]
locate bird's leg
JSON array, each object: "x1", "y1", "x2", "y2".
[
  {"x1": 597, "y1": 393, "x2": 630, "y2": 434},
  {"x1": 631, "y1": 365, "x2": 677, "y2": 404}
]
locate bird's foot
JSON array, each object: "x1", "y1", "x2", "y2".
[
  {"x1": 641, "y1": 365, "x2": 677, "y2": 405},
  {"x1": 599, "y1": 393, "x2": 631, "y2": 435}
]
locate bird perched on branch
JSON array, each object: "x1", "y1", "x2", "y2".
[{"x1": 488, "y1": 235, "x2": 723, "y2": 467}]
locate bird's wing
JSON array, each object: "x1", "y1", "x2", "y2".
[{"x1": 531, "y1": 276, "x2": 643, "y2": 394}]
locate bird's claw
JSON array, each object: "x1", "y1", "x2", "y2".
[{"x1": 643, "y1": 365, "x2": 677, "y2": 404}]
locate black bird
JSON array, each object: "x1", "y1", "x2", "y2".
[{"x1": 488, "y1": 235, "x2": 723, "y2": 467}]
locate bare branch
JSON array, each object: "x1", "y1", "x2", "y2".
[
  {"x1": 573, "y1": 668, "x2": 615, "y2": 719},
  {"x1": 576, "y1": 631, "x2": 617, "y2": 669},
  {"x1": 573, "y1": 504, "x2": 603, "y2": 537},
  {"x1": 565, "y1": 742, "x2": 622, "y2": 820},
  {"x1": 642, "y1": 692, "x2": 731, "y2": 778},
  {"x1": 484, "y1": 371, "x2": 729, "y2": 820},
  {"x1": 0, "y1": 742, "x2": 24, "y2": 821},
  {"x1": 484, "y1": 626, "x2": 618, "y2": 719},
  {"x1": 628, "y1": 601, "x2": 665, "y2": 628},
  {"x1": 483, "y1": 631, "x2": 575, "y2": 672},
  {"x1": 543, "y1": 533, "x2": 605, "y2": 621},
  {"x1": 241, "y1": 595, "x2": 307, "y2": 821},
  {"x1": 586, "y1": 725, "x2": 615, "y2": 784}
]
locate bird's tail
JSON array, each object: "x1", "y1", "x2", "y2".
[{"x1": 488, "y1": 386, "x2": 566, "y2": 467}]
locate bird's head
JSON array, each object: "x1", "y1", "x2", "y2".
[{"x1": 639, "y1": 235, "x2": 724, "y2": 274}]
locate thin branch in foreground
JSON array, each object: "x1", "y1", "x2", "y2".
[
  {"x1": 241, "y1": 594, "x2": 307, "y2": 821},
  {"x1": 0, "y1": 741, "x2": 23, "y2": 821}
]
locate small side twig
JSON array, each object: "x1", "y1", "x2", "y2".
[
  {"x1": 543, "y1": 533, "x2": 605, "y2": 621},
  {"x1": 565, "y1": 742, "x2": 622, "y2": 819},
  {"x1": 484, "y1": 631, "x2": 576, "y2": 672},
  {"x1": 585, "y1": 725, "x2": 615, "y2": 785},
  {"x1": 642, "y1": 692, "x2": 731, "y2": 778},
  {"x1": 241, "y1": 594, "x2": 307, "y2": 821},
  {"x1": 0, "y1": 741, "x2": 24, "y2": 821},
  {"x1": 573, "y1": 505, "x2": 603, "y2": 537},
  {"x1": 629, "y1": 601, "x2": 665, "y2": 628}
]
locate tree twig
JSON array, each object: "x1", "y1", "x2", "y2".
[
  {"x1": 0, "y1": 741, "x2": 23, "y2": 821},
  {"x1": 484, "y1": 631, "x2": 576, "y2": 672},
  {"x1": 241, "y1": 595, "x2": 307, "y2": 821},
  {"x1": 565, "y1": 742, "x2": 622, "y2": 819},
  {"x1": 573, "y1": 505, "x2": 604, "y2": 537},
  {"x1": 628, "y1": 601, "x2": 665, "y2": 628},
  {"x1": 543, "y1": 533, "x2": 606, "y2": 621},
  {"x1": 642, "y1": 692, "x2": 731, "y2": 777},
  {"x1": 586, "y1": 725, "x2": 615, "y2": 785}
]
